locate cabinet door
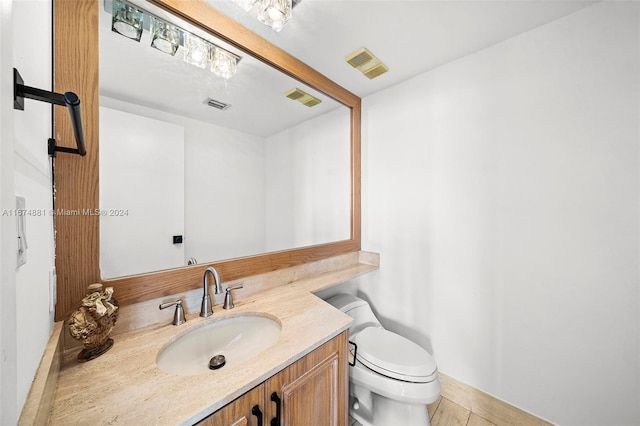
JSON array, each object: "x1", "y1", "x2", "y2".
[
  {"x1": 197, "y1": 384, "x2": 265, "y2": 426},
  {"x1": 264, "y1": 331, "x2": 349, "y2": 426}
]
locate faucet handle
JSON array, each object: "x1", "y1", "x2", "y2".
[
  {"x1": 223, "y1": 285, "x2": 244, "y2": 310},
  {"x1": 159, "y1": 300, "x2": 187, "y2": 326}
]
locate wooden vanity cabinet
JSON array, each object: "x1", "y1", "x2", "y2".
[
  {"x1": 198, "y1": 384, "x2": 264, "y2": 426},
  {"x1": 264, "y1": 331, "x2": 348, "y2": 426},
  {"x1": 197, "y1": 331, "x2": 349, "y2": 426}
]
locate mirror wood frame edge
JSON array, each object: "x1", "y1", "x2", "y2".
[{"x1": 53, "y1": 0, "x2": 361, "y2": 321}]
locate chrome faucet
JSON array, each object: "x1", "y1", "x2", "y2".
[
  {"x1": 223, "y1": 284, "x2": 244, "y2": 310},
  {"x1": 159, "y1": 299, "x2": 186, "y2": 326},
  {"x1": 201, "y1": 266, "x2": 223, "y2": 317}
]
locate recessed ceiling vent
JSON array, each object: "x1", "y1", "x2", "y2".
[
  {"x1": 345, "y1": 47, "x2": 388, "y2": 80},
  {"x1": 285, "y1": 88, "x2": 322, "y2": 107},
  {"x1": 206, "y1": 98, "x2": 230, "y2": 110},
  {"x1": 346, "y1": 49, "x2": 374, "y2": 68}
]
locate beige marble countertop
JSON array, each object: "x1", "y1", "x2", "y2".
[{"x1": 49, "y1": 286, "x2": 352, "y2": 425}]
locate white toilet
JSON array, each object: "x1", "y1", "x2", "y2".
[{"x1": 326, "y1": 294, "x2": 441, "y2": 426}]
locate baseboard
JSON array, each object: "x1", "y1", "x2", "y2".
[
  {"x1": 439, "y1": 372, "x2": 554, "y2": 426},
  {"x1": 18, "y1": 321, "x2": 64, "y2": 425}
]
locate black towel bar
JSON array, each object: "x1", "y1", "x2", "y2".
[{"x1": 13, "y1": 68, "x2": 86, "y2": 157}]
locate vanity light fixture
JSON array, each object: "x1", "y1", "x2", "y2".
[
  {"x1": 345, "y1": 47, "x2": 389, "y2": 80},
  {"x1": 230, "y1": 0, "x2": 302, "y2": 32},
  {"x1": 285, "y1": 88, "x2": 321, "y2": 107},
  {"x1": 257, "y1": 0, "x2": 292, "y2": 32},
  {"x1": 110, "y1": 0, "x2": 241, "y2": 78},
  {"x1": 211, "y1": 47, "x2": 240, "y2": 79},
  {"x1": 150, "y1": 16, "x2": 181, "y2": 56},
  {"x1": 111, "y1": 0, "x2": 144, "y2": 41},
  {"x1": 183, "y1": 33, "x2": 211, "y2": 69}
]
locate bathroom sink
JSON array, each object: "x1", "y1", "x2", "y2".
[{"x1": 156, "y1": 314, "x2": 281, "y2": 376}]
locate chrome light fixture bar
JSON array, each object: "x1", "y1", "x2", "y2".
[{"x1": 110, "y1": 0, "x2": 241, "y2": 78}]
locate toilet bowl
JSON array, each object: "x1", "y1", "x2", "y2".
[{"x1": 326, "y1": 294, "x2": 441, "y2": 426}]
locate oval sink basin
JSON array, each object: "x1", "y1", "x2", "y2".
[{"x1": 156, "y1": 314, "x2": 281, "y2": 376}]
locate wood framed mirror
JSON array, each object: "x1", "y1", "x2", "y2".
[{"x1": 53, "y1": 0, "x2": 361, "y2": 320}]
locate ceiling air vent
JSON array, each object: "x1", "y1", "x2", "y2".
[
  {"x1": 206, "y1": 98, "x2": 230, "y2": 110},
  {"x1": 346, "y1": 48, "x2": 374, "y2": 68},
  {"x1": 345, "y1": 47, "x2": 388, "y2": 80},
  {"x1": 286, "y1": 88, "x2": 306, "y2": 101},
  {"x1": 364, "y1": 63, "x2": 389, "y2": 79},
  {"x1": 285, "y1": 88, "x2": 322, "y2": 107},
  {"x1": 302, "y1": 97, "x2": 321, "y2": 107}
]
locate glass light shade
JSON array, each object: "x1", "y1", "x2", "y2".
[
  {"x1": 183, "y1": 33, "x2": 211, "y2": 69},
  {"x1": 231, "y1": 0, "x2": 258, "y2": 12},
  {"x1": 257, "y1": 0, "x2": 292, "y2": 32},
  {"x1": 111, "y1": 0, "x2": 144, "y2": 41},
  {"x1": 150, "y1": 17, "x2": 180, "y2": 56},
  {"x1": 211, "y1": 47, "x2": 239, "y2": 79}
]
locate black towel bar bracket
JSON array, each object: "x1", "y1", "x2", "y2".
[{"x1": 13, "y1": 68, "x2": 86, "y2": 157}]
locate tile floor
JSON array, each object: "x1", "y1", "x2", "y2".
[
  {"x1": 428, "y1": 396, "x2": 496, "y2": 426},
  {"x1": 348, "y1": 396, "x2": 496, "y2": 426}
]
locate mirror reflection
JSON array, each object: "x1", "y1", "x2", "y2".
[{"x1": 98, "y1": 0, "x2": 352, "y2": 278}]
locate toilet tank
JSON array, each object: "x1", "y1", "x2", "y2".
[{"x1": 325, "y1": 294, "x2": 381, "y2": 335}]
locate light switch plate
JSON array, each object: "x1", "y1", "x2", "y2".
[
  {"x1": 49, "y1": 267, "x2": 57, "y2": 313},
  {"x1": 16, "y1": 196, "x2": 27, "y2": 268}
]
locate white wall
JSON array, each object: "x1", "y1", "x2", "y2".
[
  {"x1": 100, "y1": 107, "x2": 185, "y2": 277},
  {"x1": 184, "y1": 118, "x2": 266, "y2": 262},
  {"x1": 265, "y1": 107, "x2": 351, "y2": 251},
  {"x1": 355, "y1": 2, "x2": 639, "y2": 425},
  {"x1": 0, "y1": 0, "x2": 16, "y2": 421},
  {"x1": 1, "y1": 0, "x2": 55, "y2": 422},
  {"x1": 99, "y1": 97, "x2": 266, "y2": 270}
]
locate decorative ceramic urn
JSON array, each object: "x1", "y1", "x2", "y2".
[{"x1": 68, "y1": 283, "x2": 119, "y2": 362}]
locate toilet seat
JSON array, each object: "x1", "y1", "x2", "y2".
[{"x1": 353, "y1": 327, "x2": 438, "y2": 383}]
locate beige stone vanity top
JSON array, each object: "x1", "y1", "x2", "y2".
[{"x1": 49, "y1": 286, "x2": 352, "y2": 425}]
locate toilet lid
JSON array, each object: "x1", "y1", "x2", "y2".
[{"x1": 353, "y1": 327, "x2": 438, "y2": 383}]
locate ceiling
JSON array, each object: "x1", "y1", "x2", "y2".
[
  {"x1": 99, "y1": 1, "x2": 346, "y2": 138},
  {"x1": 204, "y1": 0, "x2": 596, "y2": 98},
  {"x1": 100, "y1": 0, "x2": 595, "y2": 136}
]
